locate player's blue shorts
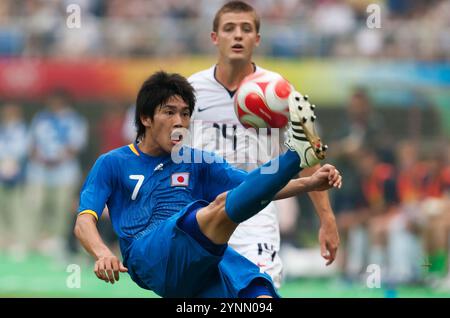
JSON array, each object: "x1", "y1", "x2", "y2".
[{"x1": 124, "y1": 200, "x2": 279, "y2": 298}]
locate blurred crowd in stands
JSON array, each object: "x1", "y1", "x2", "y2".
[
  {"x1": 0, "y1": 0, "x2": 449, "y2": 60},
  {"x1": 0, "y1": 92, "x2": 88, "y2": 263},
  {"x1": 329, "y1": 88, "x2": 450, "y2": 289}
]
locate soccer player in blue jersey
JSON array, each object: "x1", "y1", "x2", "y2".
[{"x1": 74, "y1": 71, "x2": 342, "y2": 298}]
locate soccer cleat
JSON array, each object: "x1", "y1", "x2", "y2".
[{"x1": 285, "y1": 91, "x2": 327, "y2": 168}]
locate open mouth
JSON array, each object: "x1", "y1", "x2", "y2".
[
  {"x1": 231, "y1": 44, "x2": 244, "y2": 52},
  {"x1": 170, "y1": 130, "x2": 184, "y2": 145}
]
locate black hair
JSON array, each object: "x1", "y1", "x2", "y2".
[{"x1": 134, "y1": 71, "x2": 196, "y2": 141}]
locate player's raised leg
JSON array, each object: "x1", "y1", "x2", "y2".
[{"x1": 196, "y1": 91, "x2": 329, "y2": 244}]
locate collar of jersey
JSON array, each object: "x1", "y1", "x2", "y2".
[
  {"x1": 213, "y1": 63, "x2": 257, "y2": 98},
  {"x1": 133, "y1": 142, "x2": 171, "y2": 162}
]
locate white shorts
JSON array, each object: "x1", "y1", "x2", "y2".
[{"x1": 230, "y1": 242, "x2": 283, "y2": 289}]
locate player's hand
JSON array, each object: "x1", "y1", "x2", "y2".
[
  {"x1": 94, "y1": 254, "x2": 128, "y2": 284},
  {"x1": 308, "y1": 164, "x2": 342, "y2": 191},
  {"x1": 319, "y1": 218, "x2": 340, "y2": 266}
]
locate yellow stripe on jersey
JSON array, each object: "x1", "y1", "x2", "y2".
[
  {"x1": 78, "y1": 210, "x2": 99, "y2": 221},
  {"x1": 129, "y1": 143, "x2": 140, "y2": 156}
]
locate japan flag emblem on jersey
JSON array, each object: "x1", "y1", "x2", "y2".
[{"x1": 171, "y1": 172, "x2": 189, "y2": 187}]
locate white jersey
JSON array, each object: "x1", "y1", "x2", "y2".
[{"x1": 189, "y1": 65, "x2": 287, "y2": 287}]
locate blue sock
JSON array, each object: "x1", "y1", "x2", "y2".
[{"x1": 225, "y1": 150, "x2": 301, "y2": 223}]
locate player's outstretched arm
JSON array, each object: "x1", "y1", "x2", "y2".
[
  {"x1": 274, "y1": 164, "x2": 342, "y2": 200},
  {"x1": 301, "y1": 164, "x2": 340, "y2": 265},
  {"x1": 273, "y1": 164, "x2": 341, "y2": 265},
  {"x1": 74, "y1": 214, "x2": 128, "y2": 284},
  {"x1": 318, "y1": 213, "x2": 340, "y2": 266}
]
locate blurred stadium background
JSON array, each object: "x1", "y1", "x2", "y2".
[{"x1": 0, "y1": 0, "x2": 449, "y2": 298}]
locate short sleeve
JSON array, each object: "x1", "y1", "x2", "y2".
[{"x1": 78, "y1": 154, "x2": 114, "y2": 220}]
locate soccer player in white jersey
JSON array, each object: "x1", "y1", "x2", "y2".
[{"x1": 189, "y1": 1, "x2": 339, "y2": 288}]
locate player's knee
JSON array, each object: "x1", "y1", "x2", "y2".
[
  {"x1": 202, "y1": 192, "x2": 236, "y2": 226},
  {"x1": 212, "y1": 192, "x2": 236, "y2": 222},
  {"x1": 196, "y1": 192, "x2": 237, "y2": 244},
  {"x1": 212, "y1": 192, "x2": 227, "y2": 207}
]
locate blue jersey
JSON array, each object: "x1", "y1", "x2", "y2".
[
  {"x1": 27, "y1": 108, "x2": 87, "y2": 186},
  {"x1": 29, "y1": 108, "x2": 87, "y2": 162},
  {"x1": 78, "y1": 143, "x2": 247, "y2": 255}
]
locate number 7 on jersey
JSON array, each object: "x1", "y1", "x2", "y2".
[{"x1": 129, "y1": 175, "x2": 144, "y2": 200}]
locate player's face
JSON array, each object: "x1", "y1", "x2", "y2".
[
  {"x1": 211, "y1": 12, "x2": 260, "y2": 63},
  {"x1": 142, "y1": 95, "x2": 191, "y2": 155}
]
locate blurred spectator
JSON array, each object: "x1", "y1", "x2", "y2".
[
  {"x1": 312, "y1": 0, "x2": 356, "y2": 56},
  {"x1": 355, "y1": 28, "x2": 384, "y2": 57},
  {"x1": 336, "y1": 148, "x2": 398, "y2": 280},
  {"x1": 53, "y1": 11, "x2": 103, "y2": 57},
  {"x1": 329, "y1": 85, "x2": 398, "y2": 280},
  {"x1": 362, "y1": 149, "x2": 398, "y2": 263},
  {"x1": 379, "y1": 141, "x2": 424, "y2": 284},
  {"x1": 0, "y1": 0, "x2": 24, "y2": 56},
  {"x1": 25, "y1": 90, "x2": 87, "y2": 261},
  {"x1": 331, "y1": 88, "x2": 387, "y2": 219},
  {"x1": 332, "y1": 88, "x2": 385, "y2": 156},
  {"x1": 68, "y1": 99, "x2": 126, "y2": 259},
  {"x1": 421, "y1": 148, "x2": 450, "y2": 282},
  {"x1": 0, "y1": 102, "x2": 28, "y2": 260}
]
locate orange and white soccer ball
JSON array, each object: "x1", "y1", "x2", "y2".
[{"x1": 234, "y1": 71, "x2": 293, "y2": 129}]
